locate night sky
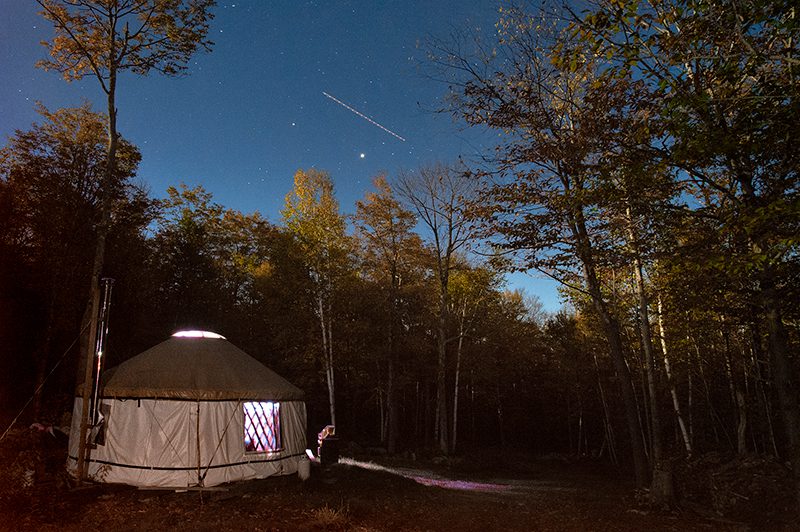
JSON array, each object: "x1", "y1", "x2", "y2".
[{"x1": 1, "y1": 1, "x2": 562, "y2": 311}]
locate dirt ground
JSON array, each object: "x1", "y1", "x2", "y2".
[{"x1": 0, "y1": 428, "x2": 796, "y2": 531}]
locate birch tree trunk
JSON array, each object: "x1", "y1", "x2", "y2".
[
  {"x1": 319, "y1": 294, "x2": 336, "y2": 427},
  {"x1": 626, "y1": 208, "x2": 664, "y2": 472},
  {"x1": 435, "y1": 286, "x2": 449, "y2": 454},
  {"x1": 657, "y1": 295, "x2": 692, "y2": 457},
  {"x1": 387, "y1": 267, "x2": 400, "y2": 454},
  {"x1": 451, "y1": 304, "x2": 465, "y2": 454}
]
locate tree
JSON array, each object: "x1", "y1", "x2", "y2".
[
  {"x1": 431, "y1": 6, "x2": 650, "y2": 485},
  {"x1": 575, "y1": 0, "x2": 800, "y2": 506},
  {"x1": 464, "y1": 287, "x2": 542, "y2": 451},
  {"x1": 282, "y1": 169, "x2": 351, "y2": 427},
  {"x1": 36, "y1": 0, "x2": 216, "y2": 480},
  {"x1": 149, "y1": 183, "x2": 227, "y2": 330},
  {"x1": 447, "y1": 266, "x2": 500, "y2": 453},
  {"x1": 395, "y1": 163, "x2": 480, "y2": 454},
  {"x1": 0, "y1": 103, "x2": 141, "y2": 418},
  {"x1": 354, "y1": 175, "x2": 423, "y2": 453}
]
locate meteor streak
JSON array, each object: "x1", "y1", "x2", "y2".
[{"x1": 322, "y1": 91, "x2": 406, "y2": 142}]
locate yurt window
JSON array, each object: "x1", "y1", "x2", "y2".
[{"x1": 243, "y1": 401, "x2": 281, "y2": 453}]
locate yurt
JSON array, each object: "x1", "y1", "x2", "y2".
[{"x1": 66, "y1": 331, "x2": 307, "y2": 488}]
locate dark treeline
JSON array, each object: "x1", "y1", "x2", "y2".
[
  {"x1": 429, "y1": 0, "x2": 799, "y2": 504},
  {"x1": 0, "y1": 119, "x2": 544, "y2": 457},
  {"x1": 1, "y1": 0, "x2": 798, "y2": 508}
]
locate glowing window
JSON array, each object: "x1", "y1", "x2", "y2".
[{"x1": 243, "y1": 402, "x2": 281, "y2": 453}]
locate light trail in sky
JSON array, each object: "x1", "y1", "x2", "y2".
[{"x1": 322, "y1": 91, "x2": 406, "y2": 142}]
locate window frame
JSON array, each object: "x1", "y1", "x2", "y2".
[{"x1": 242, "y1": 401, "x2": 282, "y2": 454}]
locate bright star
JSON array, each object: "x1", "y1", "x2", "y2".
[{"x1": 360, "y1": 153, "x2": 365, "y2": 159}]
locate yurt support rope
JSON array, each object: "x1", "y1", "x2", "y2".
[{"x1": 0, "y1": 322, "x2": 88, "y2": 442}]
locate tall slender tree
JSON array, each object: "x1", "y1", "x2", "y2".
[
  {"x1": 576, "y1": 0, "x2": 800, "y2": 506},
  {"x1": 0, "y1": 103, "x2": 141, "y2": 417},
  {"x1": 396, "y1": 163, "x2": 479, "y2": 454},
  {"x1": 354, "y1": 175, "x2": 422, "y2": 453},
  {"x1": 282, "y1": 169, "x2": 351, "y2": 427},
  {"x1": 448, "y1": 266, "x2": 499, "y2": 453},
  {"x1": 431, "y1": 6, "x2": 649, "y2": 485},
  {"x1": 36, "y1": 0, "x2": 216, "y2": 480}
]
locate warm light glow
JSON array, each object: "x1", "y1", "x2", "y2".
[
  {"x1": 339, "y1": 458, "x2": 513, "y2": 493},
  {"x1": 172, "y1": 330, "x2": 226, "y2": 339},
  {"x1": 244, "y1": 402, "x2": 281, "y2": 453}
]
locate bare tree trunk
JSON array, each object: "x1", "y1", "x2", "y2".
[
  {"x1": 387, "y1": 270, "x2": 400, "y2": 454},
  {"x1": 451, "y1": 306, "x2": 465, "y2": 454},
  {"x1": 721, "y1": 322, "x2": 747, "y2": 455},
  {"x1": 570, "y1": 203, "x2": 648, "y2": 486},
  {"x1": 735, "y1": 389, "x2": 748, "y2": 455},
  {"x1": 435, "y1": 288, "x2": 449, "y2": 454},
  {"x1": 77, "y1": 62, "x2": 118, "y2": 482},
  {"x1": 566, "y1": 385, "x2": 575, "y2": 456},
  {"x1": 470, "y1": 370, "x2": 476, "y2": 444},
  {"x1": 749, "y1": 318, "x2": 779, "y2": 456},
  {"x1": 688, "y1": 360, "x2": 693, "y2": 444},
  {"x1": 495, "y1": 381, "x2": 505, "y2": 450},
  {"x1": 692, "y1": 335, "x2": 725, "y2": 446},
  {"x1": 76, "y1": 264, "x2": 102, "y2": 481},
  {"x1": 627, "y1": 216, "x2": 665, "y2": 486},
  {"x1": 761, "y1": 284, "x2": 800, "y2": 510},
  {"x1": 566, "y1": 198, "x2": 637, "y2": 477},
  {"x1": 632, "y1": 277, "x2": 673, "y2": 506},
  {"x1": 594, "y1": 352, "x2": 618, "y2": 466},
  {"x1": 318, "y1": 295, "x2": 336, "y2": 426},
  {"x1": 378, "y1": 384, "x2": 386, "y2": 444},
  {"x1": 657, "y1": 295, "x2": 692, "y2": 457},
  {"x1": 395, "y1": 164, "x2": 477, "y2": 456},
  {"x1": 425, "y1": 381, "x2": 433, "y2": 447},
  {"x1": 386, "y1": 356, "x2": 396, "y2": 452}
]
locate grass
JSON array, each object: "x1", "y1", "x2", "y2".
[{"x1": 307, "y1": 503, "x2": 350, "y2": 529}]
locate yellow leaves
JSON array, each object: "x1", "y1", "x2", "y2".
[
  {"x1": 282, "y1": 169, "x2": 349, "y2": 273},
  {"x1": 36, "y1": 0, "x2": 215, "y2": 83},
  {"x1": 253, "y1": 261, "x2": 274, "y2": 280}
]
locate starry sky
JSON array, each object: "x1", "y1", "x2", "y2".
[{"x1": 0, "y1": 0, "x2": 563, "y2": 312}]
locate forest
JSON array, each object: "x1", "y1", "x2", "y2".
[{"x1": 0, "y1": 0, "x2": 798, "y2": 515}]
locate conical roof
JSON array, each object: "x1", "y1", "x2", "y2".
[{"x1": 97, "y1": 333, "x2": 304, "y2": 401}]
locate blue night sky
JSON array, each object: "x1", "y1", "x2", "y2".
[{"x1": 1, "y1": 1, "x2": 563, "y2": 312}]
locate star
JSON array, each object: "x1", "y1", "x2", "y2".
[{"x1": 359, "y1": 153, "x2": 365, "y2": 159}]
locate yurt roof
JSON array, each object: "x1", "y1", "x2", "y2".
[{"x1": 96, "y1": 332, "x2": 304, "y2": 401}]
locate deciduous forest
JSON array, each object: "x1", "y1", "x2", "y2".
[{"x1": 1, "y1": 0, "x2": 798, "y2": 522}]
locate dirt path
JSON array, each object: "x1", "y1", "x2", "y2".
[
  {"x1": 332, "y1": 457, "x2": 751, "y2": 531},
  {"x1": 342, "y1": 457, "x2": 581, "y2": 496},
  {"x1": 1, "y1": 454, "x2": 766, "y2": 531}
]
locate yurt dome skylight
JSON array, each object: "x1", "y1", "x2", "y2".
[{"x1": 172, "y1": 330, "x2": 226, "y2": 339}]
